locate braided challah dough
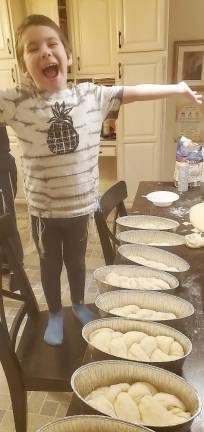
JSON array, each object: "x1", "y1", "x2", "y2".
[
  {"x1": 86, "y1": 381, "x2": 191, "y2": 426},
  {"x1": 109, "y1": 304, "x2": 176, "y2": 320},
  {"x1": 105, "y1": 272, "x2": 171, "y2": 290},
  {"x1": 89, "y1": 328, "x2": 184, "y2": 362},
  {"x1": 127, "y1": 256, "x2": 178, "y2": 271}
]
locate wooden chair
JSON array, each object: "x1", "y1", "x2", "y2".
[
  {"x1": 94, "y1": 181, "x2": 128, "y2": 265},
  {"x1": 0, "y1": 213, "x2": 86, "y2": 432}
]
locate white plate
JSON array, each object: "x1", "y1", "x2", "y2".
[{"x1": 146, "y1": 191, "x2": 179, "y2": 207}]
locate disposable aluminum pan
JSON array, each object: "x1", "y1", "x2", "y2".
[
  {"x1": 82, "y1": 317, "x2": 192, "y2": 372},
  {"x1": 71, "y1": 360, "x2": 201, "y2": 432},
  {"x1": 118, "y1": 244, "x2": 189, "y2": 284},
  {"x1": 94, "y1": 264, "x2": 179, "y2": 294},
  {"x1": 116, "y1": 215, "x2": 179, "y2": 232},
  {"x1": 95, "y1": 290, "x2": 194, "y2": 332},
  {"x1": 37, "y1": 415, "x2": 153, "y2": 432},
  {"x1": 116, "y1": 230, "x2": 185, "y2": 247}
]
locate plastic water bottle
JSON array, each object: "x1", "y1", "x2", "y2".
[{"x1": 177, "y1": 161, "x2": 189, "y2": 192}]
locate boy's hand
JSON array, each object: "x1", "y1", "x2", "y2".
[{"x1": 177, "y1": 81, "x2": 203, "y2": 104}]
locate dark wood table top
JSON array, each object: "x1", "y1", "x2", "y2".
[{"x1": 68, "y1": 181, "x2": 204, "y2": 432}]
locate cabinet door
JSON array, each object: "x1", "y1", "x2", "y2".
[
  {"x1": 117, "y1": 0, "x2": 168, "y2": 52},
  {"x1": 0, "y1": 0, "x2": 14, "y2": 59},
  {"x1": 25, "y1": 0, "x2": 59, "y2": 24},
  {"x1": 116, "y1": 53, "x2": 167, "y2": 204},
  {"x1": 0, "y1": 60, "x2": 18, "y2": 89},
  {"x1": 70, "y1": 0, "x2": 115, "y2": 74}
]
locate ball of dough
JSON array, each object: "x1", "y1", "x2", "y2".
[
  {"x1": 154, "y1": 392, "x2": 186, "y2": 410},
  {"x1": 89, "y1": 328, "x2": 114, "y2": 353},
  {"x1": 185, "y1": 233, "x2": 204, "y2": 248},
  {"x1": 109, "y1": 307, "x2": 125, "y2": 316},
  {"x1": 105, "y1": 272, "x2": 120, "y2": 286},
  {"x1": 170, "y1": 407, "x2": 191, "y2": 420},
  {"x1": 109, "y1": 336, "x2": 128, "y2": 358},
  {"x1": 128, "y1": 343, "x2": 150, "y2": 361},
  {"x1": 190, "y1": 201, "x2": 204, "y2": 232},
  {"x1": 87, "y1": 394, "x2": 116, "y2": 417},
  {"x1": 139, "y1": 395, "x2": 185, "y2": 426},
  {"x1": 140, "y1": 336, "x2": 157, "y2": 356},
  {"x1": 86, "y1": 386, "x2": 108, "y2": 401},
  {"x1": 169, "y1": 340, "x2": 184, "y2": 357},
  {"x1": 122, "y1": 304, "x2": 139, "y2": 314},
  {"x1": 114, "y1": 391, "x2": 141, "y2": 422},
  {"x1": 128, "y1": 382, "x2": 157, "y2": 404},
  {"x1": 123, "y1": 331, "x2": 146, "y2": 347},
  {"x1": 106, "y1": 383, "x2": 130, "y2": 403},
  {"x1": 156, "y1": 335, "x2": 174, "y2": 354}
]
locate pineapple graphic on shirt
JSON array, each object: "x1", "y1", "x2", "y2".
[{"x1": 47, "y1": 101, "x2": 79, "y2": 154}]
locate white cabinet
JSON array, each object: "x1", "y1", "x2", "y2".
[
  {"x1": 0, "y1": 60, "x2": 18, "y2": 89},
  {"x1": 116, "y1": 52, "x2": 167, "y2": 204},
  {"x1": 0, "y1": 0, "x2": 15, "y2": 59},
  {"x1": 25, "y1": 0, "x2": 59, "y2": 24},
  {"x1": 68, "y1": 0, "x2": 116, "y2": 75},
  {"x1": 116, "y1": 0, "x2": 168, "y2": 52}
]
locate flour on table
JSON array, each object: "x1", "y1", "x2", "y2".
[{"x1": 169, "y1": 207, "x2": 188, "y2": 218}]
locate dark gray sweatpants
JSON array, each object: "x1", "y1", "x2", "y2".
[{"x1": 31, "y1": 214, "x2": 89, "y2": 313}]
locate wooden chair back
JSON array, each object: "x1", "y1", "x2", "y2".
[{"x1": 94, "y1": 181, "x2": 128, "y2": 264}]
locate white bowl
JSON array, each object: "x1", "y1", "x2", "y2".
[{"x1": 145, "y1": 191, "x2": 179, "y2": 207}]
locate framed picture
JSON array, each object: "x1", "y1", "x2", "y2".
[{"x1": 173, "y1": 40, "x2": 204, "y2": 89}]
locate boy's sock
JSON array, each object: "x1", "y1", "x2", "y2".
[
  {"x1": 44, "y1": 310, "x2": 64, "y2": 346},
  {"x1": 72, "y1": 303, "x2": 98, "y2": 326}
]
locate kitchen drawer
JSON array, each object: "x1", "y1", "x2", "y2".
[{"x1": 99, "y1": 145, "x2": 116, "y2": 157}]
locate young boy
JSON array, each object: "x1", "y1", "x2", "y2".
[{"x1": 0, "y1": 14, "x2": 202, "y2": 345}]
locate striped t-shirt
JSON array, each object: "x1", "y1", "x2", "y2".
[{"x1": 0, "y1": 82, "x2": 123, "y2": 218}]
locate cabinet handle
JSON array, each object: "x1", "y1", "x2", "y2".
[
  {"x1": 118, "y1": 62, "x2": 122, "y2": 79},
  {"x1": 77, "y1": 56, "x2": 80, "y2": 71},
  {"x1": 7, "y1": 38, "x2": 12, "y2": 54},
  {"x1": 118, "y1": 31, "x2": 122, "y2": 49},
  {"x1": 11, "y1": 68, "x2": 16, "y2": 83}
]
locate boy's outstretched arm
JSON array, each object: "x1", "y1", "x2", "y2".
[{"x1": 122, "y1": 81, "x2": 203, "y2": 105}]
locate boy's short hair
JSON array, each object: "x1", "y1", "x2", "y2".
[{"x1": 15, "y1": 14, "x2": 70, "y2": 70}]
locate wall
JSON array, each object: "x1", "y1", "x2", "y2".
[{"x1": 163, "y1": 0, "x2": 204, "y2": 181}]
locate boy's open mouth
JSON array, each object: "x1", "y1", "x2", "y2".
[{"x1": 42, "y1": 64, "x2": 59, "y2": 79}]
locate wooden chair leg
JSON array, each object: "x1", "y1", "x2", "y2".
[
  {"x1": 0, "y1": 325, "x2": 27, "y2": 432},
  {"x1": 11, "y1": 389, "x2": 27, "y2": 432}
]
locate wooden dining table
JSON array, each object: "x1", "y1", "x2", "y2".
[{"x1": 67, "y1": 181, "x2": 204, "y2": 432}]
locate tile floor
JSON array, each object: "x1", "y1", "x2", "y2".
[{"x1": 0, "y1": 205, "x2": 104, "y2": 432}]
